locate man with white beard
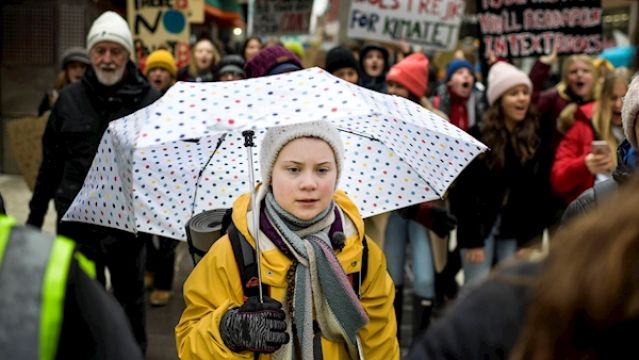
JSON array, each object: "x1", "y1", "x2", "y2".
[{"x1": 27, "y1": 11, "x2": 160, "y2": 354}]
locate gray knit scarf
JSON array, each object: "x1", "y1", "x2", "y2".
[{"x1": 264, "y1": 192, "x2": 369, "y2": 360}]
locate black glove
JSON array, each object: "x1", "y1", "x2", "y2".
[
  {"x1": 429, "y1": 207, "x2": 457, "y2": 238},
  {"x1": 219, "y1": 296, "x2": 289, "y2": 353}
]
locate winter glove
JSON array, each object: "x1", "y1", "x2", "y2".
[
  {"x1": 428, "y1": 207, "x2": 457, "y2": 238},
  {"x1": 219, "y1": 296, "x2": 289, "y2": 353}
]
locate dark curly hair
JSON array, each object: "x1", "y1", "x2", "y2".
[{"x1": 479, "y1": 101, "x2": 540, "y2": 171}]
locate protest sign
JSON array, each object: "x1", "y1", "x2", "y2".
[
  {"x1": 127, "y1": 0, "x2": 192, "y2": 69},
  {"x1": 477, "y1": 0, "x2": 603, "y2": 59},
  {"x1": 6, "y1": 114, "x2": 48, "y2": 191},
  {"x1": 252, "y1": 0, "x2": 314, "y2": 36},
  {"x1": 346, "y1": 0, "x2": 465, "y2": 51}
]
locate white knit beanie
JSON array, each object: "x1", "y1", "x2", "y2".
[
  {"x1": 260, "y1": 121, "x2": 344, "y2": 187},
  {"x1": 86, "y1": 11, "x2": 134, "y2": 55},
  {"x1": 622, "y1": 75, "x2": 639, "y2": 148},
  {"x1": 487, "y1": 62, "x2": 533, "y2": 106}
]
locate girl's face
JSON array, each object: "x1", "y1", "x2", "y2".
[
  {"x1": 387, "y1": 80, "x2": 410, "y2": 99},
  {"x1": 566, "y1": 60, "x2": 594, "y2": 99},
  {"x1": 363, "y1": 50, "x2": 385, "y2": 77},
  {"x1": 447, "y1": 67, "x2": 474, "y2": 98},
  {"x1": 244, "y1": 39, "x2": 262, "y2": 61},
  {"x1": 333, "y1": 67, "x2": 359, "y2": 84},
  {"x1": 500, "y1": 84, "x2": 531, "y2": 127},
  {"x1": 271, "y1": 137, "x2": 337, "y2": 220},
  {"x1": 66, "y1": 61, "x2": 87, "y2": 82},
  {"x1": 194, "y1": 40, "x2": 214, "y2": 70},
  {"x1": 609, "y1": 81, "x2": 627, "y2": 126}
]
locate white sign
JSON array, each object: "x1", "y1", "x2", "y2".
[
  {"x1": 252, "y1": 0, "x2": 314, "y2": 36},
  {"x1": 347, "y1": 0, "x2": 465, "y2": 51}
]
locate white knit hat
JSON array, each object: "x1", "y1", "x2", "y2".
[
  {"x1": 487, "y1": 62, "x2": 533, "y2": 106},
  {"x1": 260, "y1": 121, "x2": 344, "y2": 187},
  {"x1": 622, "y1": 75, "x2": 639, "y2": 148},
  {"x1": 86, "y1": 11, "x2": 134, "y2": 55}
]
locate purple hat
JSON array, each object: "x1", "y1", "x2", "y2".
[{"x1": 244, "y1": 45, "x2": 303, "y2": 78}]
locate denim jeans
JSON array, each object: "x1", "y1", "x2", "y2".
[
  {"x1": 460, "y1": 217, "x2": 517, "y2": 285},
  {"x1": 383, "y1": 212, "x2": 435, "y2": 298}
]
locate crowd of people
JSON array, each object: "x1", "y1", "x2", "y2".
[{"x1": 1, "y1": 7, "x2": 638, "y2": 360}]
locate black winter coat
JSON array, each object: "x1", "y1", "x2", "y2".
[
  {"x1": 449, "y1": 125, "x2": 553, "y2": 249},
  {"x1": 27, "y1": 61, "x2": 161, "y2": 227}
]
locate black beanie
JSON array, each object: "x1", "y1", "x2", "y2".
[{"x1": 325, "y1": 46, "x2": 359, "y2": 75}]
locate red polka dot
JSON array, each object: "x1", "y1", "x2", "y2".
[{"x1": 331, "y1": 108, "x2": 337, "y2": 112}]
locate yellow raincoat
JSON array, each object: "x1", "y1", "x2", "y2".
[{"x1": 175, "y1": 190, "x2": 400, "y2": 359}]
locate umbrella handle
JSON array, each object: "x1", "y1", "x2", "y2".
[{"x1": 242, "y1": 130, "x2": 264, "y2": 303}]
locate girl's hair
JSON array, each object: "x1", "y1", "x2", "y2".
[
  {"x1": 241, "y1": 36, "x2": 263, "y2": 60},
  {"x1": 510, "y1": 173, "x2": 639, "y2": 360},
  {"x1": 560, "y1": 54, "x2": 596, "y2": 101},
  {"x1": 54, "y1": 70, "x2": 71, "y2": 91},
  {"x1": 187, "y1": 38, "x2": 220, "y2": 78},
  {"x1": 479, "y1": 99, "x2": 539, "y2": 171},
  {"x1": 592, "y1": 68, "x2": 630, "y2": 160}
]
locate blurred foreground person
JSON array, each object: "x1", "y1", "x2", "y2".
[
  {"x1": 27, "y1": 11, "x2": 161, "y2": 351},
  {"x1": 511, "y1": 171, "x2": 639, "y2": 359},
  {"x1": 0, "y1": 216, "x2": 143, "y2": 359},
  {"x1": 409, "y1": 172, "x2": 639, "y2": 360},
  {"x1": 176, "y1": 121, "x2": 399, "y2": 359}
]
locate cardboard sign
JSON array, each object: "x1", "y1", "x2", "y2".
[
  {"x1": 347, "y1": 0, "x2": 465, "y2": 51},
  {"x1": 252, "y1": 0, "x2": 313, "y2": 36},
  {"x1": 6, "y1": 114, "x2": 48, "y2": 191},
  {"x1": 477, "y1": 0, "x2": 603, "y2": 59},
  {"x1": 127, "y1": 0, "x2": 192, "y2": 69}
]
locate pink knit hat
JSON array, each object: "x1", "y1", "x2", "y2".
[
  {"x1": 486, "y1": 61, "x2": 533, "y2": 105},
  {"x1": 386, "y1": 53, "x2": 429, "y2": 98},
  {"x1": 622, "y1": 75, "x2": 639, "y2": 148}
]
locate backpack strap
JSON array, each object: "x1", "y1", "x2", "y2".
[
  {"x1": 227, "y1": 223, "x2": 270, "y2": 300},
  {"x1": 350, "y1": 235, "x2": 369, "y2": 298}
]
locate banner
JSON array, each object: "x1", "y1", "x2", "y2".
[
  {"x1": 252, "y1": 0, "x2": 313, "y2": 36},
  {"x1": 346, "y1": 0, "x2": 465, "y2": 51},
  {"x1": 127, "y1": 0, "x2": 192, "y2": 69},
  {"x1": 477, "y1": 0, "x2": 603, "y2": 59}
]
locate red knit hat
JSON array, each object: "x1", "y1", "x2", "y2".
[{"x1": 386, "y1": 53, "x2": 429, "y2": 98}]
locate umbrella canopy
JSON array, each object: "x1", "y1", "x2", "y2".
[{"x1": 64, "y1": 67, "x2": 486, "y2": 240}]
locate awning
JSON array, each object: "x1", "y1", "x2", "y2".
[{"x1": 205, "y1": 0, "x2": 244, "y2": 27}]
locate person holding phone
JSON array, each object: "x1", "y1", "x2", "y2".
[{"x1": 551, "y1": 69, "x2": 630, "y2": 205}]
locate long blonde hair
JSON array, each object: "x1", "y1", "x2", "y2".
[
  {"x1": 592, "y1": 68, "x2": 630, "y2": 164},
  {"x1": 187, "y1": 38, "x2": 220, "y2": 78},
  {"x1": 557, "y1": 55, "x2": 597, "y2": 102}
]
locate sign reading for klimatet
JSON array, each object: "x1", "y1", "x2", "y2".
[
  {"x1": 347, "y1": 0, "x2": 465, "y2": 51},
  {"x1": 126, "y1": 0, "x2": 191, "y2": 69},
  {"x1": 477, "y1": 0, "x2": 603, "y2": 59},
  {"x1": 252, "y1": 0, "x2": 314, "y2": 36}
]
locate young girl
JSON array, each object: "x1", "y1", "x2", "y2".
[
  {"x1": 177, "y1": 37, "x2": 220, "y2": 82},
  {"x1": 38, "y1": 47, "x2": 90, "y2": 116},
  {"x1": 551, "y1": 68, "x2": 630, "y2": 205},
  {"x1": 176, "y1": 121, "x2": 399, "y2": 359},
  {"x1": 450, "y1": 62, "x2": 553, "y2": 284}
]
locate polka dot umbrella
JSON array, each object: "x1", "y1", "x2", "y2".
[{"x1": 63, "y1": 67, "x2": 487, "y2": 241}]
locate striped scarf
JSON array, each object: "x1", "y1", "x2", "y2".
[{"x1": 264, "y1": 192, "x2": 369, "y2": 359}]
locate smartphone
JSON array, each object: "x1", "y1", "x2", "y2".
[{"x1": 591, "y1": 140, "x2": 610, "y2": 156}]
